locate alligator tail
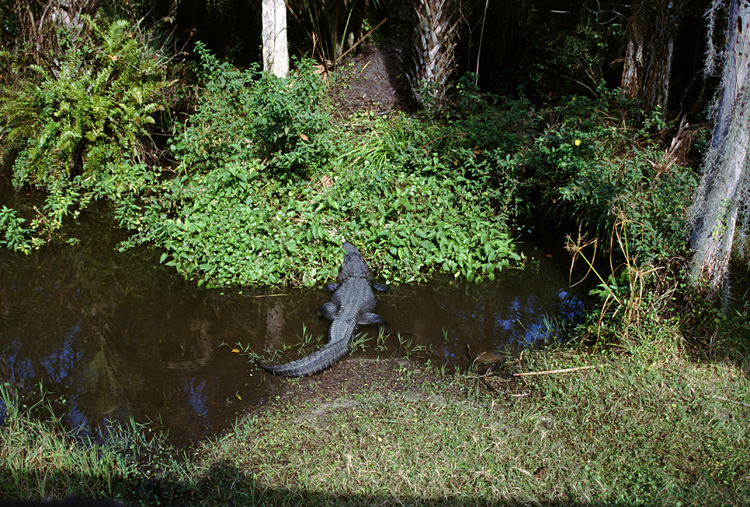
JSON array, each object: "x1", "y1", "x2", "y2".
[{"x1": 259, "y1": 335, "x2": 353, "y2": 377}]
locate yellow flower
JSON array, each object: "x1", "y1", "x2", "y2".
[{"x1": 574, "y1": 139, "x2": 581, "y2": 146}]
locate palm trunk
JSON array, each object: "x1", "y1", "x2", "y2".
[{"x1": 410, "y1": 0, "x2": 458, "y2": 112}]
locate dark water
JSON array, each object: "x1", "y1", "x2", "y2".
[{"x1": 0, "y1": 190, "x2": 589, "y2": 443}]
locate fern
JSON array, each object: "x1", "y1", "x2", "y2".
[{"x1": 0, "y1": 16, "x2": 177, "y2": 250}]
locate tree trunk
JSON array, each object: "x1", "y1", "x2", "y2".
[
  {"x1": 262, "y1": 0, "x2": 289, "y2": 78},
  {"x1": 689, "y1": 0, "x2": 750, "y2": 297},
  {"x1": 621, "y1": 0, "x2": 681, "y2": 114},
  {"x1": 410, "y1": 0, "x2": 458, "y2": 112},
  {"x1": 46, "y1": 0, "x2": 84, "y2": 30}
]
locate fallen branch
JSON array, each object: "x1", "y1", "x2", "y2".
[
  {"x1": 713, "y1": 395, "x2": 750, "y2": 408},
  {"x1": 513, "y1": 365, "x2": 604, "y2": 377}
]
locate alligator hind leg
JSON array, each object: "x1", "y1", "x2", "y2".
[
  {"x1": 359, "y1": 312, "x2": 386, "y2": 326},
  {"x1": 320, "y1": 302, "x2": 338, "y2": 320}
]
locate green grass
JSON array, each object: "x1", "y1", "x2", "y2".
[
  {"x1": 0, "y1": 383, "x2": 180, "y2": 502},
  {"x1": 196, "y1": 342, "x2": 749, "y2": 506},
  {"x1": 2, "y1": 311, "x2": 749, "y2": 506}
]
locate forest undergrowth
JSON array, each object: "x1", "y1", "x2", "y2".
[{"x1": 1, "y1": 15, "x2": 749, "y2": 507}]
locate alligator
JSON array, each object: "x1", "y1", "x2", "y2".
[{"x1": 260, "y1": 241, "x2": 385, "y2": 377}]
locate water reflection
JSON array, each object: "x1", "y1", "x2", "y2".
[
  {"x1": 377, "y1": 248, "x2": 587, "y2": 366},
  {"x1": 0, "y1": 207, "x2": 297, "y2": 441},
  {"x1": 0, "y1": 193, "x2": 589, "y2": 442}
]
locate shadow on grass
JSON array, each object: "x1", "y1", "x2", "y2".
[{"x1": 1, "y1": 462, "x2": 622, "y2": 506}]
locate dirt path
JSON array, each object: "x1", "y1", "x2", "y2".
[{"x1": 329, "y1": 42, "x2": 415, "y2": 116}]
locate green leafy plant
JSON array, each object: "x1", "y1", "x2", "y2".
[
  {"x1": 0, "y1": 206, "x2": 31, "y2": 253},
  {"x1": 118, "y1": 63, "x2": 524, "y2": 287},
  {"x1": 520, "y1": 89, "x2": 698, "y2": 266},
  {"x1": 0, "y1": 16, "x2": 175, "y2": 249},
  {"x1": 172, "y1": 42, "x2": 332, "y2": 177},
  {"x1": 518, "y1": 20, "x2": 618, "y2": 98},
  {"x1": 4, "y1": 16, "x2": 171, "y2": 188}
]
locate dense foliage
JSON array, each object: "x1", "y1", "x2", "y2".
[
  {"x1": 177, "y1": 42, "x2": 333, "y2": 176},
  {"x1": 3, "y1": 9, "x2": 749, "y2": 507},
  {"x1": 117, "y1": 48, "x2": 522, "y2": 287},
  {"x1": 520, "y1": 90, "x2": 698, "y2": 264},
  {"x1": 0, "y1": 15, "x2": 699, "y2": 291},
  {"x1": 0, "y1": 16, "x2": 175, "y2": 251}
]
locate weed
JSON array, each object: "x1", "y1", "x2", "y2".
[
  {"x1": 173, "y1": 42, "x2": 332, "y2": 177},
  {"x1": 0, "y1": 205, "x2": 31, "y2": 253},
  {"x1": 350, "y1": 331, "x2": 374, "y2": 352},
  {"x1": 0, "y1": 382, "x2": 179, "y2": 503}
]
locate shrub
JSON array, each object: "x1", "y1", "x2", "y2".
[
  {"x1": 0, "y1": 16, "x2": 176, "y2": 250},
  {"x1": 520, "y1": 89, "x2": 699, "y2": 265},
  {"x1": 2, "y1": 16, "x2": 171, "y2": 188},
  {"x1": 171, "y1": 42, "x2": 332, "y2": 178},
  {"x1": 120, "y1": 112, "x2": 522, "y2": 287},
  {"x1": 516, "y1": 20, "x2": 618, "y2": 98},
  {"x1": 117, "y1": 65, "x2": 524, "y2": 287}
]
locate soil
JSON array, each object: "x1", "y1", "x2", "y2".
[
  {"x1": 328, "y1": 42, "x2": 416, "y2": 116},
  {"x1": 250, "y1": 357, "x2": 529, "y2": 422},
  {"x1": 266, "y1": 358, "x2": 448, "y2": 411}
]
